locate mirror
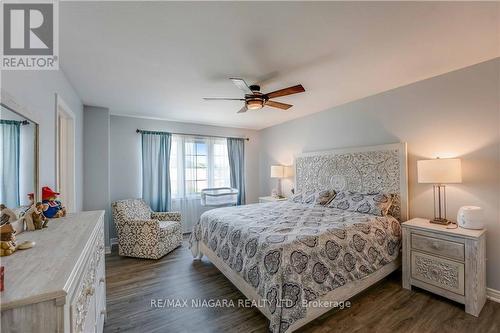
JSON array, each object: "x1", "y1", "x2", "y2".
[{"x1": 0, "y1": 103, "x2": 39, "y2": 210}]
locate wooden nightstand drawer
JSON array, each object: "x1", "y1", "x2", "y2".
[
  {"x1": 411, "y1": 233, "x2": 464, "y2": 261},
  {"x1": 411, "y1": 251, "x2": 465, "y2": 295}
]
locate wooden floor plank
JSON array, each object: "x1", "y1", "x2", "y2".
[{"x1": 104, "y1": 240, "x2": 500, "y2": 333}]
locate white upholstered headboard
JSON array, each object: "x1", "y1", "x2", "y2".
[{"x1": 294, "y1": 143, "x2": 408, "y2": 221}]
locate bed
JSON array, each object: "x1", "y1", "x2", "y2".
[{"x1": 190, "y1": 143, "x2": 408, "y2": 332}]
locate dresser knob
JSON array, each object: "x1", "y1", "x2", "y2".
[
  {"x1": 100, "y1": 309, "x2": 106, "y2": 316},
  {"x1": 431, "y1": 242, "x2": 440, "y2": 250},
  {"x1": 85, "y1": 286, "x2": 95, "y2": 296},
  {"x1": 99, "y1": 277, "x2": 105, "y2": 284}
]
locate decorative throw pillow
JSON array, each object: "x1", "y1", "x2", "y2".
[
  {"x1": 288, "y1": 190, "x2": 336, "y2": 206},
  {"x1": 315, "y1": 190, "x2": 336, "y2": 205},
  {"x1": 288, "y1": 191, "x2": 314, "y2": 204},
  {"x1": 327, "y1": 191, "x2": 393, "y2": 216},
  {"x1": 288, "y1": 192, "x2": 300, "y2": 203}
]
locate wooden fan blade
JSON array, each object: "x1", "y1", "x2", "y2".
[
  {"x1": 237, "y1": 105, "x2": 248, "y2": 114},
  {"x1": 266, "y1": 100, "x2": 293, "y2": 110},
  {"x1": 265, "y1": 84, "x2": 305, "y2": 99},
  {"x1": 230, "y1": 78, "x2": 252, "y2": 94},
  {"x1": 203, "y1": 97, "x2": 245, "y2": 101}
]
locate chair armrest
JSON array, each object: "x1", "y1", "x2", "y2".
[{"x1": 151, "y1": 211, "x2": 181, "y2": 222}]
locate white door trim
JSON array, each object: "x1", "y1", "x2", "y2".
[{"x1": 55, "y1": 93, "x2": 76, "y2": 212}]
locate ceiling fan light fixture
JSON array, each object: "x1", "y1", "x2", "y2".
[
  {"x1": 246, "y1": 99, "x2": 264, "y2": 110},
  {"x1": 203, "y1": 78, "x2": 305, "y2": 114}
]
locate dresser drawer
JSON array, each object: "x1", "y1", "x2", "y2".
[
  {"x1": 95, "y1": 257, "x2": 106, "y2": 330},
  {"x1": 70, "y1": 223, "x2": 105, "y2": 332},
  {"x1": 411, "y1": 251, "x2": 465, "y2": 295},
  {"x1": 411, "y1": 233, "x2": 464, "y2": 261}
]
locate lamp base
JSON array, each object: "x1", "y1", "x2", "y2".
[{"x1": 430, "y1": 218, "x2": 451, "y2": 225}]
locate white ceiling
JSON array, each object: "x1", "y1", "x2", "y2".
[{"x1": 60, "y1": 2, "x2": 499, "y2": 130}]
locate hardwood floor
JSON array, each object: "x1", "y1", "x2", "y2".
[{"x1": 104, "y1": 240, "x2": 500, "y2": 333}]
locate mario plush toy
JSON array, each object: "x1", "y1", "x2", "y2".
[{"x1": 42, "y1": 187, "x2": 66, "y2": 219}]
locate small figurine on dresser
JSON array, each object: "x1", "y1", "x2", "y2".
[
  {"x1": 0, "y1": 204, "x2": 17, "y2": 226},
  {"x1": 41, "y1": 186, "x2": 66, "y2": 219},
  {"x1": 27, "y1": 192, "x2": 35, "y2": 206},
  {"x1": 0, "y1": 223, "x2": 17, "y2": 256},
  {"x1": 32, "y1": 202, "x2": 49, "y2": 229},
  {"x1": 21, "y1": 192, "x2": 36, "y2": 216}
]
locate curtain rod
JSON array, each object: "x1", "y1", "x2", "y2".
[
  {"x1": 136, "y1": 129, "x2": 249, "y2": 141},
  {"x1": 0, "y1": 119, "x2": 29, "y2": 125}
]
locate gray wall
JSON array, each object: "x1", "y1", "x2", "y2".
[
  {"x1": 2, "y1": 70, "x2": 84, "y2": 210},
  {"x1": 83, "y1": 106, "x2": 111, "y2": 246},
  {"x1": 109, "y1": 115, "x2": 260, "y2": 241},
  {"x1": 259, "y1": 58, "x2": 500, "y2": 290}
]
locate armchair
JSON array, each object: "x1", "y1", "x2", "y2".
[{"x1": 112, "y1": 199, "x2": 182, "y2": 259}]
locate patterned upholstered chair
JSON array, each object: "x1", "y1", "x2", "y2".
[{"x1": 112, "y1": 199, "x2": 182, "y2": 259}]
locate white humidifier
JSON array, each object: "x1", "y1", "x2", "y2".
[{"x1": 457, "y1": 206, "x2": 485, "y2": 230}]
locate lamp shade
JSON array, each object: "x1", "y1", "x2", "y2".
[
  {"x1": 284, "y1": 166, "x2": 294, "y2": 178},
  {"x1": 417, "y1": 158, "x2": 462, "y2": 184},
  {"x1": 270, "y1": 165, "x2": 284, "y2": 178}
]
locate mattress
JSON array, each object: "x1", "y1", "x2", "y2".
[{"x1": 189, "y1": 201, "x2": 402, "y2": 332}]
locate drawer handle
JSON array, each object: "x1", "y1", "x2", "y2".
[
  {"x1": 85, "y1": 286, "x2": 95, "y2": 296},
  {"x1": 431, "y1": 242, "x2": 440, "y2": 250}
]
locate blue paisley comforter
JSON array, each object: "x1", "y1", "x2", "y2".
[{"x1": 189, "y1": 201, "x2": 401, "y2": 332}]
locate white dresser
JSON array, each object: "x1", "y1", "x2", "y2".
[
  {"x1": 1, "y1": 211, "x2": 107, "y2": 333},
  {"x1": 402, "y1": 218, "x2": 486, "y2": 316}
]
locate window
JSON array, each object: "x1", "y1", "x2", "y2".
[{"x1": 170, "y1": 135, "x2": 231, "y2": 198}]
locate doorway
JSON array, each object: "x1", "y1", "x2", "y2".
[{"x1": 56, "y1": 94, "x2": 76, "y2": 213}]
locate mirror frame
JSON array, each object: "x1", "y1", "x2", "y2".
[{"x1": 1, "y1": 89, "x2": 40, "y2": 205}]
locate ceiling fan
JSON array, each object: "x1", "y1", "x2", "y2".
[{"x1": 203, "y1": 78, "x2": 305, "y2": 114}]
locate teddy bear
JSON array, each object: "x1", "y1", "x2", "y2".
[
  {"x1": 32, "y1": 202, "x2": 49, "y2": 229},
  {"x1": 0, "y1": 204, "x2": 17, "y2": 226},
  {"x1": 0, "y1": 223, "x2": 16, "y2": 256}
]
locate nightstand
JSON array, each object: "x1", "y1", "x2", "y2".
[
  {"x1": 258, "y1": 196, "x2": 287, "y2": 203},
  {"x1": 402, "y1": 218, "x2": 486, "y2": 316}
]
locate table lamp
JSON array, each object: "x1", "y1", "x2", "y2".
[
  {"x1": 270, "y1": 165, "x2": 284, "y2": 198},
  {"x1": 417, "y1": 158, "x2": 462, "y2": 225}
]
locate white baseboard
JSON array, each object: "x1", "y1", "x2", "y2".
[
  {"x1": 487, "y1": 288, "x2": 500, "y2": 303},
  {"x1": 105, "y1": 238, "x2": 118, "y2": 254}
]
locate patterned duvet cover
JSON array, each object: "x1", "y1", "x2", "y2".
[{"x1": 189, "y1": 201, "x2": 401, "y2": 332}]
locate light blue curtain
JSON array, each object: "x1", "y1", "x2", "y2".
[
  {"x1": 0, "y1": 120, "x2": 21, "y2": 208},
  {"x1": 227, "y1": 138, "x2": 246, "y2": 205},
  {"x1": 141, "y1": 131, "x2": 172, "y2": 211}
]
